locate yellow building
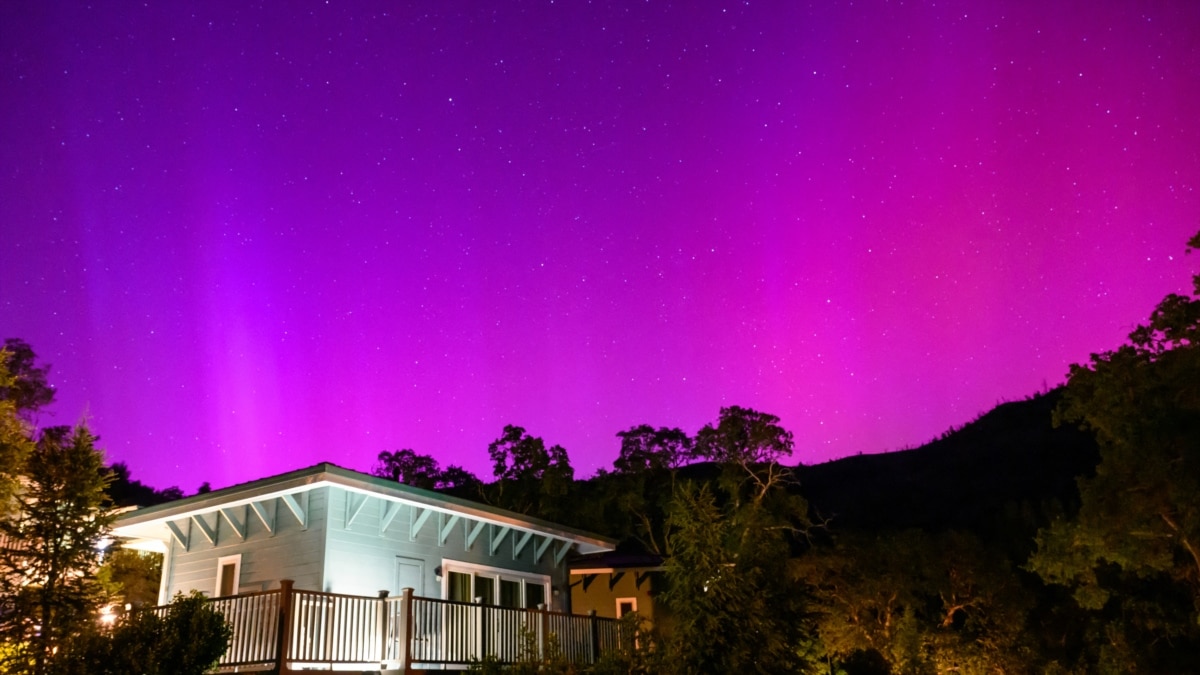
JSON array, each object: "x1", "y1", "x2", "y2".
[{"x1": 569, "y1": 552, "x2": 664, "y2": 626}]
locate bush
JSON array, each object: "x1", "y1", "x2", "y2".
[
  {"x1": 468, "y1": 628, "x2": 578, "y2": 675},
  {"x1": 56, "y1": 590, "x2": 231, "y2": 675},
  {"x1": 589, "y1": 613, "x2": 665, "y2": 675}
]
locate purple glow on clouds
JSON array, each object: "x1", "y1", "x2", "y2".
[{"x1": 2, "y1": 2, "x2": 1198, "y2": 491}]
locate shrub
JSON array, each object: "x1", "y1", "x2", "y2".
[{"x1": 56, "y1": 590, "x2": 231, "y2": 675}]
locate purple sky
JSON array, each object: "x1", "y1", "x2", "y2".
[{"x1": 2, "y1": 1, "x2": 1198, "y2": 493}]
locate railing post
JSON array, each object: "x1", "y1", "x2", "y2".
[
  {"x1": 397, "y1": 587, "x2": 414, "y2": 673},
  {"x1": 377, "y1": 590, "x2": 390, "y2": 667},
  {"x1": 474, "y1": 598, "x2": 485, "y2": 660},
  {"x1": 587, "y1": 609, "x2": 599, "y2": 664},
  {"x1": 275, "y1": 579, "x2": 295, "y2": 675},
  {"x1": 537, "y1": 603, "x2": 550, "y2": 661}
]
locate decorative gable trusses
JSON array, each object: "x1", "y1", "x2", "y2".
[
  {"x1": 375, "y1": 500, "x2": 575, "y2": 562},
  {"x1": 160, "y1": 493, "x2": 309, "y2": 550},
  {"x1": 113, "y1": 463, "x2": 614, "y2": 563}
]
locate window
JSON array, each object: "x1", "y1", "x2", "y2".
[
  {"x1": 499, "y1": 579, "x2": 521, "y2": 608},
  {"x1": 525, "y1": 582, "x2": 546, "y2": 610},
  {"x1": 447, "y1": 571, "x2": 472, "y2": 602},
  {"x1": 216, "y1": 554, "x2": 241, "y2": 597},
  {"x1": 475, "y1": 575, "x2": 496, "y2": 605},
  {"x1": 442, "y1": 560, "x2": 550, "y2": 609},
  {"x1": 616, "y1": 598, "x2": 637, "y2": 618}
]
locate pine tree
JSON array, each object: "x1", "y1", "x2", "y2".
[{"x1": 0, "y1": 424, "x2": 114, "y2": 675}]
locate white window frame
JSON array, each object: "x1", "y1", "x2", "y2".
[
  {"x1": 215, "y1": 554, "x2": 242, "y2": 597},
  {"x1": 441, "y1": 559, "x2": 550, "y2": 608},
  {"x1": 616, "y1": 597, "x2": 638, "y2": 618}
]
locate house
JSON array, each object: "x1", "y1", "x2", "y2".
[
  {"x1": 112, "y1": 463, "x2": 617, "y2": 612},
  {"x1": 569, "y1": 551, "x2": 665, "y2": 627}
]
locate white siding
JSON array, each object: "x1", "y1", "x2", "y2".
[
  {"x1": 162, "y1": 488, "x2": 328, "y2": 599},
  {"x1": 322, "y1": 487, "x2": 572, "y2": 609}
]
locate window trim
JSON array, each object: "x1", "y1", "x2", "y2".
[
  {"x1": 441, "y1": 559, "x2": 550, "y2": 608},
  {"x1": 616, "y1": 597, "x2": 638, "y2": 618},
  {"x1": 215, "y1": 554, "x2": 242, "y2": 597}
]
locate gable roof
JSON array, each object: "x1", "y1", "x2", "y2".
[{"x1": 113, "y1": 462, "x2": 616, "y2": 556}]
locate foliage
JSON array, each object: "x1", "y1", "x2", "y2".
[
  {"x1": 613, "y1": 425, "x2": 691, "y2": 474},
  {"x1": 693, "y1": 405, "x2": 794, "y2": 466},
  {"x1": 0, "y1": 424, "x2": 114, "y2": 675},
  {"x1": 694, "y1": 406, "x2": 797, "y2": 503},
  {"x1": 0, "y1": 347, "x2": 34, "y2": 513},
  {"x1": 800, "y1": 529, "x2": 1034, "y2": 674},
  {"x1": 1028, "y1": 231, "x2": 1200, "y2": 670},
  {"x1": 56, "y1": 590, "x2": 232, "y2": 675},
  {"x1": 576, "y1": 426, "x2": 696, "y2": 553},
  {"x1": 588, "y1": 612, "x2": 667, "y2": 675},
  {"x1": 437, "y1": 464, "x2": 483, "y2": 491},
  {"x1": 0, "y1": 338, "x2": 55, "y2": 422},
  {"x1": 654, "y1": 409, "x2": 813, "y2": 673},
  {"x1": 106, "y1": 461, "x2": 184, "y2": 507},
  {"x1": 486, "y1": 425, "x2": 574, "y2": 520},
  {"x1": 660, "y1": 482, "x2": 813, "y2": 673},
  {"x1": 96, "y1": 548, "x2": 163, "y2": 610},
  {"x1": 376, "y1": 448, "x2": 440, "y2": 488},
  {"x1": 374, "y1": 448, "x2": 482, "y2": 493},
  {"x1": 467, "y1": 627, "x2": 577, "y2": 675}
]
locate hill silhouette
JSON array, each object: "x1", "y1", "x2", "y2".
[{"x1": 796, "y1": 388, "x2": 1099, "y2": 542}]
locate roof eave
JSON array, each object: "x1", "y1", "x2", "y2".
[{"x1": 113, "y1": 463, "x2": 617, "y2": 552}]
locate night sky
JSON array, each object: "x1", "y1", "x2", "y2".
[{"x1": 2, "y1": 1, "x2": 1198, "y2": 493}]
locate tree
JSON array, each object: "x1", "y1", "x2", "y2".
[
  {"x1": 486, "y1": 425, "x2": 574, "y2": 519},
  {"x1": 0, "y1": 347, "x2": 35, "y2": 510},
  {"x1": 106, "y1": 461, "x2": 183, "y2": 508},
  {"x1": 373, "y1": 448, "x2": 480, "y2": 492},
  {"x1": 0, "y1": 339, "x2": 55, "y2": 423},
  {"x1": 1028, "y1": 230, "x2": 1200, "y2": 671},
  {"x1": 97, "y1": 548, "x2": 162, "y2": 611},
  {"x1": 0, "y1": 424, "x2": 114, "y2": 675},
  {"x1": 661, "y1": 481, "x2": 813, "y2": 673},
  {"x1": 613, "y1": 425, "x2": 691, "y2": 474},
  {"x1": 436, "y1": 464, "x2": 483, "y2": 492},
  {"x1": 374, "y1": 448, "x2": 445, "y2": 490},
  {"x1": 693, "y1": 406, "x2": 796, "y2": 499},
  {"x1": 589, "y1": 425, "x2": 694, "y2": 553},
  {"x1": 656, "y1": 408, "x2": 813, "y2": 673},
  {"x1": 57, "y1": 590, "x2": 231, "y2": 675},
  {"x1": 800, "y1": 529, "x2": 1034, "y2": 674},
  {"x1": 693, "y1": 406, "x2": 794, "y2": 466},
  {"x1": 546, "y1": 424, "x2": 698, "y2": 544}
]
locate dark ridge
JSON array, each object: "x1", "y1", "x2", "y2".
[{"x1": 796, "y1": 388, "x2": 1099, "y2": 540}]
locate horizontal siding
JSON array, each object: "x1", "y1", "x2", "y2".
[
  {"x1": 323, "y1": 487, "x2": 572, "y2": 608},
  {"x1": 164, "y1": 488, "x2": 328, "y2": 598},
  {"x1": 570, "y1": 570, "x2": 660, "y2": 621}
]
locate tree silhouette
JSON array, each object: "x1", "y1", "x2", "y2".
[{"x1": 1029, "y1": 230, "x2": 1200, "y2": 671}]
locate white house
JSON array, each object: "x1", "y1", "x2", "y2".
[{"x1": 112, "y1": 463, "x2": 616, "y2": 612}]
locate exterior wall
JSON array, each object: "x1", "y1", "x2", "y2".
[
  {"x1": 570, "y1": 569, "x2": 661, "y2": 623},
  {"x1": 322, "y1": 486, "x2": 571, "y2": 610},
  {"x1": 161, "y1": 488, "x2": 328, "y2": 600}
]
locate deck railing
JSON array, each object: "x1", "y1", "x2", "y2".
[
  {"x1": 152, "y1": 579, "x2": 624, "y2": 673},
  {"x1": 214, "y1": 590, "x2": 283, "y2": 667},
  {"x1": 288, "y1": 589, "x2": 385, "y2": 666}
]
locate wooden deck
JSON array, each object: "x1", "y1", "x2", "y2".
[{"x1": 155, "y1": 579, "x2": 626, "y2": 673}]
